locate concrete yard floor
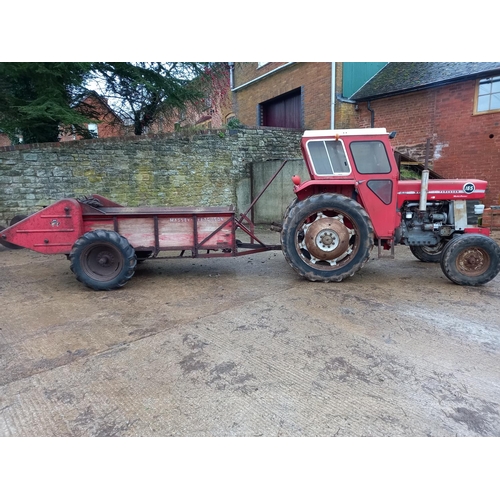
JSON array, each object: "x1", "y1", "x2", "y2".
[{"x1": 1, "y1": 229, "x2": 500, "y2": 437}]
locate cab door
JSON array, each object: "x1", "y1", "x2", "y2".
[{"x1": 345, "y1": 138, "x2": 400, "y2": 239}]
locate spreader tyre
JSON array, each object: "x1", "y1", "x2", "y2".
[
  {"x1": 0, "y1": 215, "x2": 28, "y2": 250},
  {"x1": 440, "y1": 234, "x2": 500, "y2": 286},
  {"x1": 0, "y1": 225, "x2": 23, "y2": 249},
  {"x1": 70, "y1": 230, "x2": 137, "y2": 290},
  {"x1": 410, "y1": 241, "x2": 447, "y2": 263},
  {"x1": 135, "y1": 250, "x2": 153, "y2": 263},
  {"x1": 10, "y1": 214, "x2": 28, "y2": 226},
  {"x1": 281, "y1": 193, "x2": 374, "y2": 282}
]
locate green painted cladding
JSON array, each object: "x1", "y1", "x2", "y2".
[{"x1": 342, "y1": 63, "x2": 387, "y2": 99}]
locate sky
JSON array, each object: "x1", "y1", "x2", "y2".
[{"x1": 1, "y1": 4, "x2": 495, "y2": 63}]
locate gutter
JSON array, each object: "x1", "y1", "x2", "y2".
[
  {"x1": 336, "y1": 93, "x2": 356, "y2": 104},
  {"x1": 230, "y1": 63, "x2": 296, "y2": 92}
]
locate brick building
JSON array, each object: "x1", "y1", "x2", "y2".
[
  {"x1": 59, "y1": 93, "x2": 126, "y2": 142},
  {"x1": 351, "y1": 62, "x2": 500, "y2": 207},
  {"x1": 149, "y1": 65, "x2": 233, "y2": 133},
  {"x1": 0, "y1": 132, "x2": 10, "y2": 148},
  {"x1": 230, "y1": 62, "x2": 385, "y2": 130}
]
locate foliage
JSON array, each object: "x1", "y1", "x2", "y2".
[
  {"x1": 399, "y1": 165, "x2": 422, "y2": 180},
  {"x1": 0, "y1": 62, "x2": 96, "y2": 143},
  {"x1": 226, "y1": 117, "x2": 244, "y2": 130},
  {"x1": 89, "y1": 62, "x2": 227, "y2": 136},
  {"x1": 0, "y1": 62, "x2": 226, "y2": 143}
]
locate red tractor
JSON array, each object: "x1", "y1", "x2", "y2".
[{"x1": 280, "y1": 128, "x2": 500, "y2": 286}]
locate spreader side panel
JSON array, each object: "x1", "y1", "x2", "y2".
[{"x1": 0, "y1": 199, "x2": 84, "y2": 254}]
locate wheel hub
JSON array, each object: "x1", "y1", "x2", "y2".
[
  {"x1": 457, "y1": 247, "x2": 489, "y2": 276},
  {"x1": 305, "y1": 217, "x2": 350, "y2": 261},
  {"x1": 82, "y1": 244, "x2": 123, "y2": 280},
  {"x1": 97, "y1": 251, "x2": 114, "y2": 267}
]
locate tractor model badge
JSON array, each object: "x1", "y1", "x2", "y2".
[{"x1": 463, "y1": 182, "x2": 475, "y2": 194}]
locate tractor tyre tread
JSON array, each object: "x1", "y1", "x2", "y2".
[
  {"x1": 281, "y1": 193, "x2": 374, "y2": 282},
  {"x1": 409, "y1": 241, "x2": 446, "y2": 263},
  {"x1": 440, "y1": 234, "x2": 500, "y2": 286}
]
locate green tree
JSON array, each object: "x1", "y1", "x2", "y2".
[
  {"x1": 0, "y1": 62, "x2": 225, "y2": 143},
  {"x1": 0, "y1": 62, "x2": 94, "y2": 143},
  {"x1": 90, "y1": 62, "x2": 223, "y2": 135}
]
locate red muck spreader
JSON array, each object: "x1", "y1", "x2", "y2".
[
  {"x1": 2, "y1": 129, "x2": 500, "y2": 289},
  {"x1": 0, "y1": 162, "x2": 286, "y2": 291}
]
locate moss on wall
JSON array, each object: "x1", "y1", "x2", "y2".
[{"x1": 0, "y1": 128, "x2": 302, "y2": 224}]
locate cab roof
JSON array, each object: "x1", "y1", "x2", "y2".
[{"x1": 303, "y1": 128, "x2": 388, "y2": 138}]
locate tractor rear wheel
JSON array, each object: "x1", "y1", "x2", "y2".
[
  {"x1": 440, "y1": 234, "x2": 500, "y2": 286},
  {"x1": 70, "y1": 230, "x2": 137, "y2": 290},
  {"x1": 410, "y1": 241, "x2": 447, "y2": 263},
  {"x1": 281, "y1": 193, "x2": 374, "y2": 282}
]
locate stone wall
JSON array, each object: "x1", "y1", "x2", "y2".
[{"x1": 0, "y1": 128, "x2": 303, "y2": 225}]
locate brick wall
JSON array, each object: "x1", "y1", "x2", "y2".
[
  {"x1": 0, "y1": 128, "x2": 302, "y2": 225},
  {"x1": 334, "y1": 63, "x2": 359, "y2": 129},
  {"x1": 356, "y1": 80, "x2": 500, "y2": 207},
  {"x1": 232, "y1": 63, "x2": 334, "y2": 130},
  {"x1": 0, "y1": 134, "x2": 10, "y2": 148}
]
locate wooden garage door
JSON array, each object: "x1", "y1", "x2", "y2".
[{"x1": 261, "y1": 89, "x2": 301, "y2": 128}]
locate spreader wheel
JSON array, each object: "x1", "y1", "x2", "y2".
[
  {"x1": 440, "y1": 234, "x2": 500, "y2": 286},
  {"x1": 0, "y1": 225, "x2": 21, "y2": 249},
  {"x1": 70, "y1": 230, "x2": 137, "y2": 290},
  {"x1": 281, "y1": 193, "x2": 374, "y2": 282},
  {"x1": 10, "y1": 214, "x2": 28, "y2": 226},
  {"x1": 135, "y1": 250, "x2": 153, "y2": 263},
  {"x1": 0, "y1": 215, "x2": 28, "y2": 250},
  {"x1": 410, "y1": 241, "x2": 447, "y2": 263}
]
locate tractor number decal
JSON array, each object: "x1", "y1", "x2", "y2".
[{"x1": 463, "y1": 182, "x2": 475, "y2": 194}]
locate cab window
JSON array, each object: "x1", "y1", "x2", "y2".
[
  {"x1": 307, "y1": 140, "x2": 351, "y2": 175},
  {"x1": 350, "y1": 141, "x2": 391, "y2": 174}
]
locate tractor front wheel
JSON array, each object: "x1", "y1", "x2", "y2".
[
  {"x1": 281, "y1": 193, "x2": 374, "y2": 282},
  {"x1": 440, "y1": 234, "x2": 500, "y2": 286},
  {"x1": 410, "y1": 241, "x2": 447, "y2": 263},
  {"x1": 70, "y1": 230, "x2": 137, "y2": 290}
]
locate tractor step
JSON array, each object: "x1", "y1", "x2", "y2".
[{"x1": 377, "y1": 239, "x2": 395, "y2": 259}]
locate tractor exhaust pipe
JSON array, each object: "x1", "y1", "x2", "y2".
[{"x1": 419, "y1": 169, "x2": 430, "y2": 212}]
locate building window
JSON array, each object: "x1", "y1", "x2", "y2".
[
  {"x1": 475, "y1": 75, "x2": 500, "y2": 114},
  {"x1": 87, "y1": 123, "x2": 98, "y2": 137}
]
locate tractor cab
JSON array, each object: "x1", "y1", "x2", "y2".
[{"x1": 295, "y1": 128, "x2": 400, "y2": 240}]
